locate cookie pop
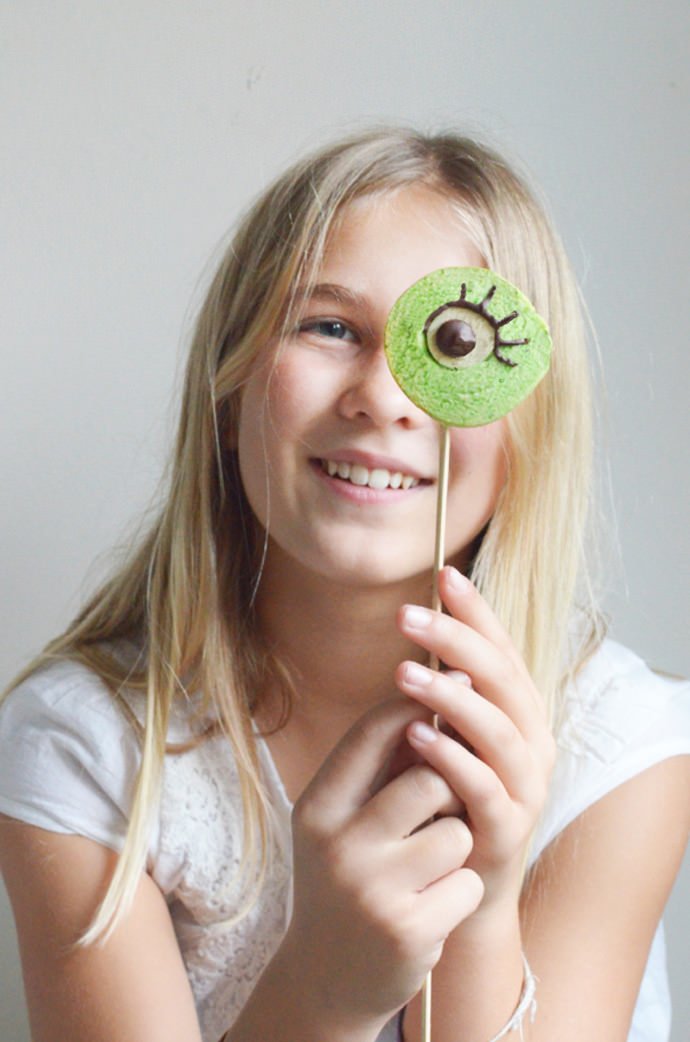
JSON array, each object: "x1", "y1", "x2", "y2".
[
  {"x1": 385, "y1": 265, "x2": 552, "y2": 599},
  {"x1": 384, "y1": 266, "x2": 551, "y2": 1042},
  {"x1": 385, "y1": 266, "x2": 551, "y2": 427}
]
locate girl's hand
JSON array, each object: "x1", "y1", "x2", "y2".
[
  {"x1": 278, "y1": 696, "x2": 484, "y2": 1037},
  {"x1": 396, "y1": 566, "x2": 557, "y2": 909}
]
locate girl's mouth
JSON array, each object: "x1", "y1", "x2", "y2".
[{"x1": 318, "y1": 458, "x2": 425, "y2": 491}]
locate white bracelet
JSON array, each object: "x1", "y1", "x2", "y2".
[{"x1": 487, "y1": 952, "x2": 537, "y2": 1042}]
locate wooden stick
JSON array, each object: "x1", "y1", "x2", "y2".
[
  {"x1": 421, "y1": 423, "x2": 451, "y2": 1042},
  {"x1": 430, "y1": 424, "x2": 450, "y2": 658},
  {"x1": 421, "y1": 968, "x2": 432, "y2": 1042}
]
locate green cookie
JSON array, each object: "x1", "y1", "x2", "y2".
[{"x1": 384, "y1": 267, "x2": 551, "y2": 427}]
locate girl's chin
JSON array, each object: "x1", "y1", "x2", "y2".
[{"x1": 264, "y1": 541, "x2": 431, "y2": 591}]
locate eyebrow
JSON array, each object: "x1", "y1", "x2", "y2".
[{"x1": 293, "y1": 282, "x2": 370, "y2": 310}]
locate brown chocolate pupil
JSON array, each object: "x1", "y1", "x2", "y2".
[{"x1": 434, "y1": 319, "x2": 476, "y2": 358}]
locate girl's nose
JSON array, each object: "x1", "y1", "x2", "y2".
[{"x1": 337, "y1": 345, "x2": 427, "y2": 429}]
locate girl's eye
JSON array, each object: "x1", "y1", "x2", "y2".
[{"x1": 300, "y1": 319, "x2": 356, "y2": 342}]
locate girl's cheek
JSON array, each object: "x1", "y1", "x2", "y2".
[{"x1": 449, "y1": 420, "x2": 509, "y2": 473}]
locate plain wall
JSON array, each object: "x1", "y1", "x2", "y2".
[{"x1": 1, "y1": 2, "x2": 688, "y2": 1039}]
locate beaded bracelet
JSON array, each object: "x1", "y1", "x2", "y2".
[{"x1": 396, "y1": 952, "x2": 537, "y2": 1042}]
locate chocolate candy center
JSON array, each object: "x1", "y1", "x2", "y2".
[{"x1": 435, "y1": 319, "x2": 476, "y2": 358}]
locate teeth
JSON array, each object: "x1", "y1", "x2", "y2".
[
  {"x1": 321, "y1": 460, "x2": 419, "y2": 490},
  {"x1": 368, "y1": 468, "x2": 391, "y2": 490}
]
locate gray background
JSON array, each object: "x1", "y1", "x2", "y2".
[{"x1": 1, "y1": 2, "x2": 688, "y2": 1039}]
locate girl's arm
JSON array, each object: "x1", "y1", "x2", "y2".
[
  {"x1": 395, "y1": 566, "x2": 690, "y2": 1042},
  {"x1": 520, "y1": 754, "x2": 690, "y2": 1039},
  {"x1": 400, "y1": 755, "x2": 690, "y2": 1042},
  {"x1": 0, "y1": 817, "x2": 203, "y2": 1042}
]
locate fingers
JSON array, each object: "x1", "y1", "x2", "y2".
[
  {"x1": 436, "y1": 566, "x2": 518, "y2": 661},
  {"x1": 406, "y1": 717, "x2": 515, "y2": 839},
  {"x1": 294, "y1": 696, "x2": 477, "y2": 901},
  {"x1": 295, "y1": 697, "x2": 424, "y2": 832},
  {"x1": 301, "y1": 710, "x2": 465, "y2": 845},
  {"x1": 417, "y1": 865, "x2": 484, "y2": 927},
  {"x1": 397, "y1": 567, "x2": 548, "y2": 736},
  {"x1": 394, "y1": 571, "x2": 557, "y2": 880},
  {"x1": 396, "y1": 656, "x2": 554, "y2": 827},
  {"x1": 396, "y1": 662, "x2": 540, "y2": 801},
  {"x1": 400, "y1": 814, "x2": 474, "y2": 891},
  {"x1": 360, "y1": 760, "x2": 462, "y2": 841}
]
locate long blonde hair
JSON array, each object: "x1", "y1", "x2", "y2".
[{"x1": 8, "y1": 126, "x2": 602, "y2": 940}]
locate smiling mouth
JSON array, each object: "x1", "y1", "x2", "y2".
[{"x1": 319, "y1": 459, "x2": 425, "y2": 490}]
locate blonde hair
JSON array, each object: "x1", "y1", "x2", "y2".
[{"x1": 8, "y1": 126, "x2": 602, "y2": 941}]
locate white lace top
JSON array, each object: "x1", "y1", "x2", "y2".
[{"x1": 1, "y1": 639, "x2": 689, "y2": 1042}]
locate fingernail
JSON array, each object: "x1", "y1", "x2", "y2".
[
  {"x1": 445, "y1": 669, "x2": 472, "y2": 686},
  {"x1": 402, "y1": 661, "x2": 433, "y2": 690},
  {"x1": 401, "y1": 605, "x2": 433, "y2": 629},
  {"x1": 408, "y1": 720, "x2": 439, "y2": 747},
  {"x1": 446, "y1": 566, "x2": 470, "y2": 591}
]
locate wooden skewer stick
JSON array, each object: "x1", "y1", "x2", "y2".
[
  {"x1": 430, "y1": 424, "x2": 450, "y2": 655},
  {"x1": 421, "y1": 423, "x2": 451, "y2": 1042}
]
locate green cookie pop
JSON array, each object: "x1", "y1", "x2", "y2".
[{"x1": 384, "y1": 266, "x2": 551, "y2": 427}]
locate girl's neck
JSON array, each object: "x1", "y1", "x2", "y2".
[{"x1": 253, "y1": 547, "x2": 433, "y2": 738}]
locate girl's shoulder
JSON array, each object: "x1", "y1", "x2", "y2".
[
  {"x1": 563, "y1": 637, "x2": 690, "y2": 742},
  {"x1": 0, "y1": 655, "x2": 137, "y2": 761},
  {"x1": 532, "y1": 637, "x2": 690, "y2": 862},
  {"x1": 1, "y1": 650, "x2": 208, "y2": 744},
  {"x1": 0, "y1": 656, "x2": 150, "y2": 850}
]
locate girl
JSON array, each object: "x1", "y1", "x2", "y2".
[{"x1": 1, "y1": 127, "x2": 689, "y2": 1042}]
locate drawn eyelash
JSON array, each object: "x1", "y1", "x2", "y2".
[{"x1": 423, "y1": 283, "x2": 529, "y2": 368}]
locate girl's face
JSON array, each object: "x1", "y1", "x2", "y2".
[{"x1": 237, "y1": 184, "x2": 508, "y2": 590}]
